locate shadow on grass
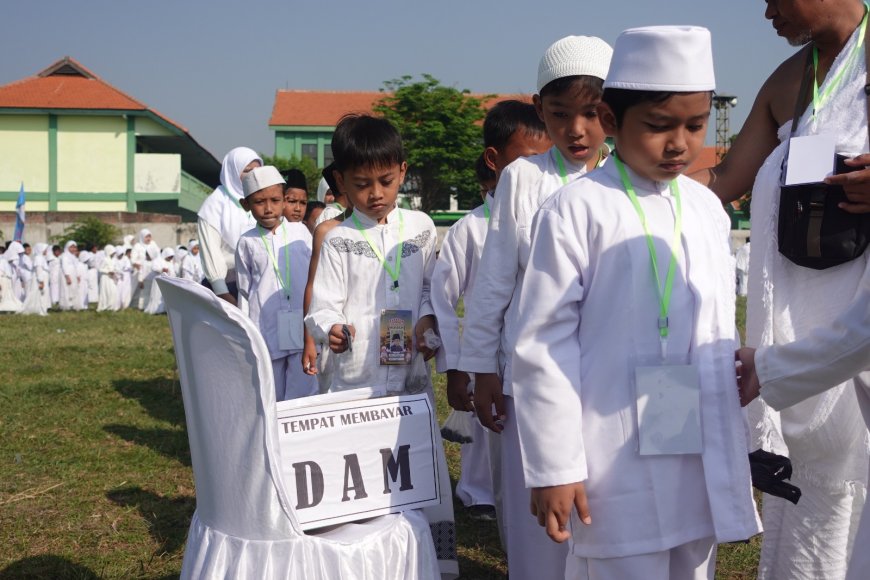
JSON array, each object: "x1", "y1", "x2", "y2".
[
  {"x1": 0, "y1": 555, "x2": 99, "y2": 580},
  {"x1": 105, "y1": 378, "x2": 191, "y2": 466},
  {"x1": 107, "y1": 486, "x2": 195, "y2": 556}
]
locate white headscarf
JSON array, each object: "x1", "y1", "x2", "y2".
[
  {"x1": 138, "y1": 228, "x2": 152, "y2": 244},
  {"x1": 197, "y1": 146, "x2": 262, "y2": 249},
  {"x1": 161, "y1": 247, "x2": 175, "y2": 260},
  {"x1": 114, "y1": 246, "x2": 126, "y2": 258},
  {"x1": 316, "y1": 177, "x2": 330, "y2": 203},
  {"x1": 123, "y1": 234, "x2": 134, "y2": 250},
  {"x1": 63, "y1": 240, "x2": 77, "y2": 253},
  {"x1": 4, "y1": 241, "x2": 23, "y2": 261},
  {"x1": 104, "y1": 244, "x2": 116, "y2": 257}
]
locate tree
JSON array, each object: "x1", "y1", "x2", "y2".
[
  {"x1": 375, "y1": 75, "x2": 489, "y2": 212},
  {"x1": 260, "y1": 154, "x2": 323, "y2": 199},
  {"x1": 51, "y1": 217, "x2": 120, "y2": 249}
]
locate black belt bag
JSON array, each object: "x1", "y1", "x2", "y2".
[
  {"x1": 779, "y1": 154, "x2": 870, "y2": 269},
  {"x1": 777, "y1": 27, "x2": 870, "y2": 270}
]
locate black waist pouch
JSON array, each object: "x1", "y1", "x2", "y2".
[{"x1": 778, "y1": 154, "x2": 870, "y2": 270}]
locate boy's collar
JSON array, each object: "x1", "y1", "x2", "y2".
[
  {"x1": 351, "y1": 204, "x2": 399, "y2": 227},
  {"x1": 605, "y1": 154, "x2": 670, "y2": 195},
  {"x1": 550, "y1": 146, "x2": 589, "y2": 172}
]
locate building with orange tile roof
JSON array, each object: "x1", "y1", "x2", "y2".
[{"x1": 0, "y1": 57, "x2": 220, "y2": 219}]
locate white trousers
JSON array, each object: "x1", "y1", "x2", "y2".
[
  {"x1": 456, "y1": 411, "x2": 495, "y2": 507},
  {"x1": 565, "y1": 536, "x2": 716, "y2": 580},
  {"x1": 502, "y1": 397, "x2": 569, "y2": 580},
  {"x1": 271, "y1": 354, "x2": 318, "y2": 402}
]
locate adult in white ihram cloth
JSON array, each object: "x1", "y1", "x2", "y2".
[
  {"x1": 458, "y1": 35, "x2": 612, "y2": 580},
  {"x1": 0, "y1": 244, "x2": 24, "y2": 313},
  {"x1": 197, "y1": 147, "x2": 261, "y2": 305},
  {"x1": 512, "y1": 27, "x2": 760, "y2": 578},
  {"x1": 235, "y1": 167, "x2": 318, "y2": 402},
  {"x1": 21, "y1": 243, "x2": 49, "y2": 316},
  {"x1": 144, "y1": 247, "x2": 176, "y2": 315},
  {"x1": 58, "y1": 241, "x2": 80, "y2": 311},
  {"x1": 745, "y1": 15, "x2": 870, "y2": 579},
  {"x1": 432, "y1": 196, "x2": 496, "y2": 511},
  {"x1": 97, "y1": 244, "x2": 119, "y2": 312}
]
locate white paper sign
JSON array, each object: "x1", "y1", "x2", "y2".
[
  {"x1": 784, "y1": 133, "x2": 837, "y2": 185},
  {"x1": 276, "y1": 393, "x2": 441, "y2": 530},
  {"x1": 635, "y1": 364, "x2": 702, "y2": 456}
]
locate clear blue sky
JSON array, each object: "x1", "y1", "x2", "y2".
[{"x1": 1, "y1": 0, "x2": 794, "y2": 161}]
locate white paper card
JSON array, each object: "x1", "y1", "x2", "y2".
[
  {"x1": 635, "y1": 364, "x2": 702, "y2": 455},
  {"x1": 784, "y1": 134, "x2": 837, "y2": 185},
  {"x1": 277, "y1": 310, "x2": 304, "y2": 351}
]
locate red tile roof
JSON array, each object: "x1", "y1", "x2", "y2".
[
  {"x1": 0, "y1": 56, "x2": 188, "y2": 134},
  {"x1": 268, "y1": 90, "x2": 532, "y2": 127},
  {"x1": 686, "y1": 146, "x2": 718, "y2": 174}
]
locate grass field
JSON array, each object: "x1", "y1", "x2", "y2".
[{"x1": 0, "y1": 300, "x2": 758, "y2": 579}]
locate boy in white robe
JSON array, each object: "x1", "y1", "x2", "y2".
[
  {"x1": 48, "y1": 245, "x2": 61, "y2": 307},
  {"x1": 305, "y1": 114, "x2": 457, "y2": 579},
  {"x1": 58, "y1": 241, "x2": 80, "y2": 311},
  {"x1": 433, "y1": 101, "x2": 551, "y2": 523},
  {"x1": 236, "y1": 166, "x2": 317, "y2": 401},
  {"x1": 457, "y1": 35, "x2": 612, "y2": 579},
  {"x1": 512, "y1": 27, "x2": 761, "y2": 579}
]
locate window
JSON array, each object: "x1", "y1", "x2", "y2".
[
  {"x1": 323, "y1": 144, "x2": 334, "y2": 167},
  {"x1": 301, "y1": 144, "x2": 317, "y2": 161}
]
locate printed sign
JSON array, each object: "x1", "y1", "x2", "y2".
[{"x1": 276, "y1": 393, "x2": 441, "y2": 530}]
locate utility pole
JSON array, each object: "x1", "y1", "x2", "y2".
[{"x1": 712, "y1": 94, "x2": 738, "y2": 161}]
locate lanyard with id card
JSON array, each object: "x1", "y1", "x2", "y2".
[
  {"x1": 380, "y1": 309, "x2": 412, "y2": 365},
  {"x1": 614, "y1": 155, "x2": 703, "y2": 456},
  {"x1": 260, "y1": 223, "x2": 304, "y2": 351}
]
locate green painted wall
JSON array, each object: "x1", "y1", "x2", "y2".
[
  {"x1": 0, "y1": 115, "x2": 50, "y2": 192},
  {"x1": 274, "y1": 127, "x2": 334, "y2": 167}
]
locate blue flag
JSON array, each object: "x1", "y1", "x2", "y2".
[{"x1": 13, "y1": 183, "x2": 25, "y2": 241}]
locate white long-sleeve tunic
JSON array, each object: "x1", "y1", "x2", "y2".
[
  {"x1": 305, "y1": 207, "x2": 437, "y2": 392},
  {"x1": 236, "y1": 221, "x2": 312, "y2": 360},
  {"x1": 512, "y1": 160, "x2": 761, "y2": 559},
  {"x1": 459, "y1": 147, "x2": 588, "y2": 394},
  {"x1": 432, "y1": 198, "x2": 489, "y2": 373}
]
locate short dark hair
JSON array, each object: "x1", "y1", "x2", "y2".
[
  {"x1": 475, "y1": 152, "x2": 496, "y2": 186},
  {"x1": 52, "y1": 244, "x2": 61, "y2": 252},
  {"x1": 483, "y1": 100, "x2": 546, "y2": 151},
  {"x1": 303, "y1": 200, "x2": 326, "y2": 222},
  {"x1": 282, "y1": 169, "x2": 308, "y2": 193},
  {"x1": 539, "y1": 75, "x2": 604, "y2": 101},
  {"x1": 321, "y1": 162, "x2": 344, "y2": 200},
  {"x1": 602, "y1": 89, "x2": 712, "y2": 127},
  {"x1": 331, "y1": 114, "x2": 405, "y2": 172}
]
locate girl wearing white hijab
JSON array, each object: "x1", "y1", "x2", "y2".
[
  {"x1": 114, "y1": 246, "x2": 132, "y2": 309},
  {"x1": 181, "y1": 240, "x2": 203, "y2": 282},
  {"x1": 48, "y1": 245, "x2": 61, "y2": 306},
  {"x1": 58, "y1": 241, "x2": 79, "y2": 311},
  {"x1": 131, "y1": 228, "x2": 160, "y2": 309},
  {"x1": 76, "y1": 251, "x2": 92, "y2": 310},
  {"x1": 144, "y1": 246, "x2": 176, "y2": 315},
  {"x1": 0, "y1": 244, "x2": 24, "y2": 313},
  {"x1": 21, "y1": 243, "x2": 49, "y2": 316},
  {"x1": 197, "y1": 146, "x2": 262, "y2": 306},
  {"x1": 97, "y1": 244, "x2": 119, "y2": 312}
]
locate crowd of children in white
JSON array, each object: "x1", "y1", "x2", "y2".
[
  {"x1": 5, "y1": 21, "x2": 870, "y2": 580},
  {"x1": 0, "y1": 232, "x2": 203, "y2": 316}
]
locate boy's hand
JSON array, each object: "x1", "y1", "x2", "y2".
[
  {"x1": 302, "y1": 336, "x2": 318, "y2": 375},
  {"x1": 446, "y1": 370, "x2": 473, "y2": 412},
  {"x1": 474, "y1": 373, "x2": 505, "y2": 433},
  {"x1": 736, "y1": 347, "x2": 761, "y2": 407},
  {"x1": 530, "y1": 482, "x2": 591, "y2": 544},
  {"x1": 827, "y1": 154, "x2": 870, "y2": 213},
  {"x1": 329, "y1": 323, "x2": 354, "y2": 353},
  {"x1": 414, "y1": 315, "x2": 438, "y2": 360}
]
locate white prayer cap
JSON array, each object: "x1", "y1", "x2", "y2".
[
  {"x1": 242, "y1": 166, "x2": 285, "y2": 198},
  {"x1": 316, "y1": 177, "x2": 330, "y2": 203},
  {"x1": 537, "y1": 35, "x2": 613, "y2": 92},
  {"x1": 604, "y1": 26, "x2": 715, "y2": 92}
]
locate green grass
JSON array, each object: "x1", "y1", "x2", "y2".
[{"x1": 0, "y1": 302, "x2": 757, "y2": 579}]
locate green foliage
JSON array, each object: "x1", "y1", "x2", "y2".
[
  {"x1": 51, "y1": 216, "x2": 120, "y2": 249},
  {"x1": 260, "y1": 154, "x2": 323, "y2": 198},
  {"x1": 375, "y1": 74, "x2": 490, "y2": 212}
]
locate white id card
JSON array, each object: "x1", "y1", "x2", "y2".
[
  {"x1": 277, "y1": 310, "x2": 304, "y2": 351},
  {"x1": 784, "y1": 133, "x2": 837, "y2": 185},
  {"x1": 635, "y1": 364, "x2": 702, "y2": 456}
]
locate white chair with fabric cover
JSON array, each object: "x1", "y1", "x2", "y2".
[{"x1": 156, "y1": 277, "x2": 440, "y2": 580}]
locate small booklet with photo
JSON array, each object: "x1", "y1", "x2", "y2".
[{"x1": 380, "y1": 309, "x2": 412, "y2": 365}]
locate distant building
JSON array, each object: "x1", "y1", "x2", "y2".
[{"x1": 0, "y1": 56, "x2": 220, "y2": 220}]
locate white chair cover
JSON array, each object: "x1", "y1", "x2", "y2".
[{"x1": 156, "y1": 277, "x2": 440, "y2": 580}]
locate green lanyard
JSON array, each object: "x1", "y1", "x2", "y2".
[
  {"x1": 258, "y1": 222, "x2": 291, "y2": 300},
  {"x1": 553, "y1": 148, "x2": 570, "y2": 185},
  {"x1": 351, "y1": 208, "x2": 405, "y2": 291},
  {"x1": 483, "y1": 197, "x2": 491, "y2": 222},
  {"x1": 332, "y1": 202, "x2": 344, "y2": 211},
  {"x1": 613, "y1": 155, "x2": 683, "y2": 359},
  {"x1": 812, "y1": 5, "x2": 868, "y2": 119}
]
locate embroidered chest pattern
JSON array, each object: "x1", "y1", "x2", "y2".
[{"x1": 329, "y1": 230, "x2": 432, "y2": 259}]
